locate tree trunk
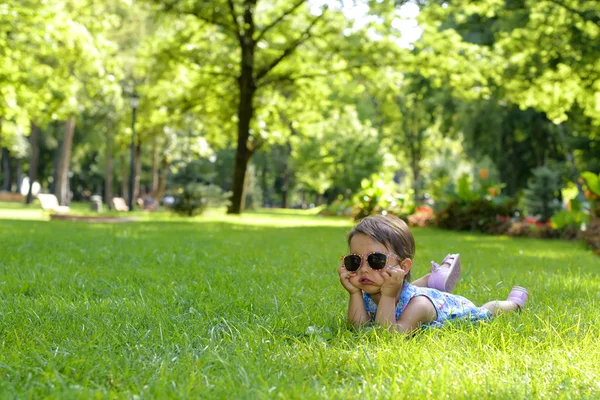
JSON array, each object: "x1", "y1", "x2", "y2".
[
  {"x1": 227, "y1": 46, "x2": 256, "y2": 213},
  {"x1": 281, "y1": 165, "x2": 289, "y2": 209},
  {"x1": 1, "y1": 147, "x2": 10, "y2": 192},
  {"x1": 281, "y1": 135, "x2": 293, "y2": 208},
  {"x1": 16, "y1": 162, "x2": 23, "y2": 194},
  {"x1": 55, "y1": 117, "x2": 75, "y2": 206},
  {"x1": 26, "y1": 122, "x2": 40, "y2": 204},
  {"x1": 151, "y1": 137, "x2": 158, "y2": 195},
  {"x1": 50, "y1": 129, "x2": 61, "y2": 194},
  {"x1": 120, "y1": 153, "x2": 128, "y2": 200},
  {"x1": 411, "y1": 158, "x2": 420, "y2": 205},
  {"x1": 133, "y1": 141, "x2": 142, "y2": 202},
  {"x1": 154, "y1": 156, "x2": 169, "y2": 201},
  {"x1": 105, "y1": 122, "x2": 113, "y2": 209},
  {"x1": 261, "y1": 151, "x2": 268, "y2": 207}
]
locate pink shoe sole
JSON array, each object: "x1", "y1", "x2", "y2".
[
  {"x1": 507, "y1": 286, "x2": 529, "y2": 310},
  {"x1": 428, "y1": 253, "x2": 461, "y2": 292}
]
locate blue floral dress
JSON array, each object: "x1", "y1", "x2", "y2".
[{"x1": 363, "y1": 283, "x2": 492, "y2": 328}]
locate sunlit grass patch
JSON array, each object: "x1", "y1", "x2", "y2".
[{"x1": 0, "y1": 213, "x2": 598, "y2": 398}]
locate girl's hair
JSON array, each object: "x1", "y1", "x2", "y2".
[{"x1": 347, "y1": 214, "x2": 415, "y2": 281}]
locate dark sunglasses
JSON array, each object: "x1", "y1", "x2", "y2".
[{"x1": 341, "y1": 252, "x2": 401, "y2": 272}]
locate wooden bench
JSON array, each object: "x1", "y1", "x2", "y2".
[
  {"x1": 0, "y1": 192, "x2": 25, "y2": 202},
  {"x1": 37, "y1": 193, "x2": 70, "y2": 213},
  {"x1": 111, "y1": 197, "x2": 129, "y2": 212}
]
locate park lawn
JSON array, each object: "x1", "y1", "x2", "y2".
[{"x1": 0, "y1": 212, "x2": 599, "y2": 398}]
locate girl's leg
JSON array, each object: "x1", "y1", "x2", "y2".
[
  {"x1": 482, "y1": 286, "x2": 529, "y2": 315},
  {"x1": 412, "y1": 254, "x2": 461, "y2": 292},
  {"x1": 481, "y1": 300, "x2": 519, "y2": 316},
  {"x1": 411, "y1": 274, "x2": 431, "y2": 288}
]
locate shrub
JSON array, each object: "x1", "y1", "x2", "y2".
[
  {"x1": 436, "y1": 197, "x2": 516, "y2": 234},
  {"x1": 523, "y1": 166, "x2": 563, "y2": 222},
  {"x1": 581, "y1": 171, "x2": 600, "y2": 218},
  {"x1": 408, "y1": 210, "x2": 435, "y2": 227},
  {"x1": 506, "y1": 222, "x2": 532, "y2": 237},
  {"x1": 319, "y1": 198, "x2": 353, "y2": 217},
  {"x1": 582, "y1": 219, "x2": 600, "y2": 255},
  {"x1": 172, "y1": 184, "x2": 231, "y2": 217},
  {"x1": 351, "y1": 175, "x2": 414, "y2": 221}
]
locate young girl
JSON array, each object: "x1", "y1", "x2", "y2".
[{"x1": 338, "y1": 214, "x2": 529, "y2": 332}]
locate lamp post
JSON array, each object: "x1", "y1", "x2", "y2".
[{"x1": 128, "y1": 93, "x2": 140, "y2": 211}]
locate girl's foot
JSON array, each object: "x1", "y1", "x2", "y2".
[
  {"x1": 507, "y1": 286, "x2": 529, "y2": 310},
  {"x1": 427, "y1": 254, "x2": 461, "y2": 292}
]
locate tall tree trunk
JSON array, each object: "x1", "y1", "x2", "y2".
[
  {"x1": 1, "y1": 147, "x2": 10, "y2": 192},
  {"x1": 105, "y1": 122, "x2": 113, "y2": 209},
  {"x1": 26, "y1": 122, "x2": 40, "y2": 204},
  {"x1": 55, "y1": 117, "x2": 75, "y2": 205},
  {"x1": 133, "y1": 141, "x2": 142, "y2": 203},
  {"x1": 154, "y1": 156, "x2": 168, "y2": 201},
  {"x1": 261, "y1": 151, "x2": 268, "y2": 207},
  {"x1": 227, "y1": 1, "x2": 256, "y2": 215},
  {"x1": 281, "y1": 127, "x2": 294, "y2": 208},
  {"x1": 16, "y1": 162, "x2": 23, "y2": 194},
  {"x1": 411, "y1": 157, "x2": 420, "y2": 205},
  {"x1": 151, "y1": 137, "x2": 159, "y2": 195},
  {"x1": 120, "y1": 153, "x2": 128, "y2": 200},
  {"x1": 281, "y1": 160, "x2": 289, "y2": 209},
  {"x1": 228, "y1": 55, "x2": 256, "y2": 213},
  {"x1": 50, "y1": 129, "x2": 61, "y2": 194}
]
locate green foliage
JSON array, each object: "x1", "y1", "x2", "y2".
[
  {"x1": 456, "y1": 174, "x2": 478, "y2": 202},
  {"x1": 292, "y1": 106, "x2": 386, "y2": 197},
  {"x1": 352, "y1": 176, "x2": 388, "y2": 221},
  {"x1": 581, "y1": 171, "x2": 600, "y2": 218},
  {"x1": 318, "y1": 196, "x2": 354, "y2": 217},
  {"x1": 171, "y1": 183, "x2": 231, "y2": 217},
  {"x1": 522, "y1": 166, "x2": 563, "y2": 222},
  {"x1": 448, "y1": 168, "x2": 505, "y2": 204},
  {"x1": 582, "y1": 219, "x2": 600, "y2": 255},
  {"x1": 581, "y1": 171, "x2": 600, "y2": 196},
  {"x1": 551, "y1": 209, "x2": 588, "y2": 231},
  {"x1": 351, "y1": 175, "x2": 414, "y2": 221},
  {"x1": 436, "y1": 197, "x2": 515, "y2": 234}
]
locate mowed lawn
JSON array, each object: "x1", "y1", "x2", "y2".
[{"x1": 0, "y1": 210, "x2": 599, "y2": 398}]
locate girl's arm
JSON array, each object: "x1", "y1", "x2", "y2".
[
  {"x1": 348, "y1": 292, "x2": 369, "y2": 328},
  {"x1": 391, "y1": 296, "x2": 437, "y2": 333},
  {"x1": 338, "y1": 264, "x2": 369, "y2": 327}
]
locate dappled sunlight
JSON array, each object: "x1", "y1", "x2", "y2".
[
  {"x1": 0, "y1": 204, "x2": 353, "y2": 228},
  {"x1": 1, "y1": 213, "x2": 598, "y2": 398},
  {"x1": 0, "y1": 209, "x2": 48, "y2": 221}
]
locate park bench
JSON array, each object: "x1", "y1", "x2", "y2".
[
  {"x1": 0, "y1": 192, "x2": 25, "y2": 202},
  {"x1": 111, "y1": 197, "x2": 129, "y2": 212},
  {"x1": 37, "y1": 193, "x2": 70, "y2": 213}
]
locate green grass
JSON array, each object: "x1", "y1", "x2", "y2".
[{"x1": 0, "y1": 204, "x2": 599, "y2": 398}]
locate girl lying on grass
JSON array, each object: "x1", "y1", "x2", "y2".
[{"x1": 338, "y1": 214, "x2": 529, "y2": 332}]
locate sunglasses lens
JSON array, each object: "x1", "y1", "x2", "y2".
[
  {"x1": 367, "y1": 253, "x2": 387, "y2": 270},
  {"x1": 344, "y1": 255, "x2": 362, "y2": 271}
]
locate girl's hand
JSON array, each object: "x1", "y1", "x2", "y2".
[
  {"x1": 379, "y1": 266, "x2": 406, "y2": 298},
  {"x1": 338, "y1": 264, "x2": 360, "y2": 294}
]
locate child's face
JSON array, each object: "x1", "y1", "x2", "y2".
[{"x1": 347, "y1": 233, "x2": 401, "y2": 295}]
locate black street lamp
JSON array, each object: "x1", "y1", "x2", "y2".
[{"x1": 128, "y1": 93, "x2": 140, "y2": 211}]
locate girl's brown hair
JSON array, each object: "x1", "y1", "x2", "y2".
[{"x1": 347, "y1": 214, "x2": 415, "y2": 281}]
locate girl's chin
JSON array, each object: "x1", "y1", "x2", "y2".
[{"x1": 361, "y1": 286, "x2": 381, "y2": 295}]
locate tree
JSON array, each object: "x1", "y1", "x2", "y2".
[
  {"x1": 292, "y1": 106, "x2": 386, "y2": 201},
  {"x1": 147, "y1": 0, "x2": 403, "y2": 213},
  {"x1": 2, "y1": 0, "x2": 124, "y2": 204}
]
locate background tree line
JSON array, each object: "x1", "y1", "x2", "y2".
[{"x1": 1, "y1": 0, "x2": 598, "y2": 213}]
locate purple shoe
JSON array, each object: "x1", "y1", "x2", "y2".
[
  {"x1": 427, "y1": 254, "x2": 461, "y2": 292},
  {"x1": 507, "y1": 286, "x2": 529, "y2": 310}
]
